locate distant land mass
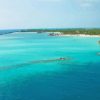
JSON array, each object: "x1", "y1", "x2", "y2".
[{"x1": 0, "y1": 28, "x2": 100, "y2": 35}]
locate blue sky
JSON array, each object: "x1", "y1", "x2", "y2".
[{"x1": 0, "y1": 0, "x2": 100, "y2": 29}]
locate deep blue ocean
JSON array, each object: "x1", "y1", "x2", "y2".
[{"x1": 0, "y1": 31, "x2": 100, "y2": 100}]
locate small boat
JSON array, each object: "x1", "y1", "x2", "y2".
[
  {"x1": 59, "y1": 57, "x2": 66, "y2": 60},
  {"x1": 49, "y1": 33, "x2": 55, "y2": 36}
]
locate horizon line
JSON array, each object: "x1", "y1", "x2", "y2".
[{"x1": 0, "y1": 27, "x2": 100, "y2": 30}]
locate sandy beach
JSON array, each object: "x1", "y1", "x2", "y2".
[{"x1": 55, "y1": 33, "x2": 100, "y2": 37}]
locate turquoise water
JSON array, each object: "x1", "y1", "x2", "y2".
[{"x1": 0, "y1": 32, "x2": 100, "y2": 100}]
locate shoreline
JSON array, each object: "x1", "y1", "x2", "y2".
[
  {"x1": 59, "y1": 34, "x2": 100, "y2": 37},
  {"x1": 49, "y1": 32, "x2": 100, "y2": 37}
]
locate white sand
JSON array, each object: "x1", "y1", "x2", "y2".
[{"x1": 57, "y1": 34, "x2": 100, "y2": 37}]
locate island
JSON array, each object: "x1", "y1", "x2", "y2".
[
  {"x1": 19, "y1": 28, "x2": 100, "y2": 37},
  {"x1": 1, "y1": 28, "x2": 100, "y2": 37}
]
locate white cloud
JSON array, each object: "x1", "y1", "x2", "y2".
[
  {"x1": 81, "y1": 3, "x2": 92, "y2": 7},
  {"x1": 77, "y1": 0, "x2": 99, "y2": 8}
]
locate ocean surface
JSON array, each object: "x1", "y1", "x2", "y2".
[{"x1": 0, "y1": 31, "x2": 100, "y2": 100}]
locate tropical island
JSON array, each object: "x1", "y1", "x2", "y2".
[
  {"x1": 1, "y1": 28, "x2": 100, "y2": 37},
  {"x1": 19, "y1": 28, "x2": 100, "y2": 37}
]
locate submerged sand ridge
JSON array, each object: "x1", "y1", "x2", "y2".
[{"x1": 0, "y1": 57, "x2": 70, "y2": 70}]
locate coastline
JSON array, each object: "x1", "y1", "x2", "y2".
[
  {"x1": 50, "y1": 32, "x2": 100, "y2": 37},
  {"x1": 58, "y1": 34, "x2": 100, "y2": 37}
]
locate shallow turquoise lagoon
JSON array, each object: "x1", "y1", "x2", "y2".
[{"x1": 0, "y1": 32, "x2": 100, "y2": 100}]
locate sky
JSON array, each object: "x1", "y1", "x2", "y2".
[{"x1": 0, "y1": 0, "x2": 100, "y2": 29}]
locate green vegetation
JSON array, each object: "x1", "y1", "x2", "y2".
[
  {"x1": 20, "y1": 28, "x2": 100, "y2": 35},
  {"x1": 62, "y1": 29, "x2": 100, "y2": 35}
]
